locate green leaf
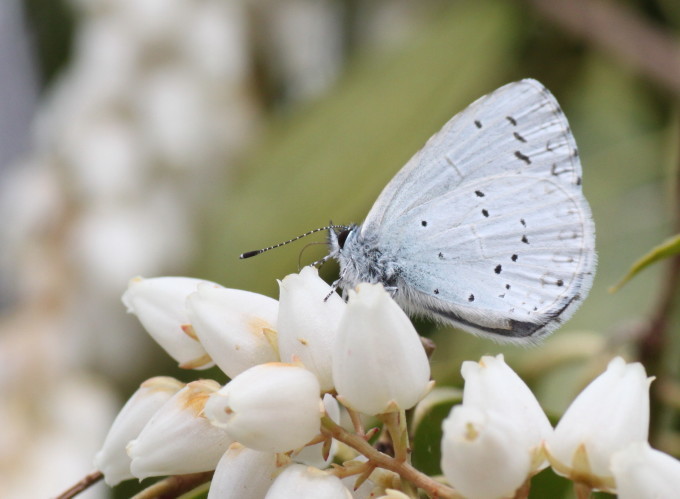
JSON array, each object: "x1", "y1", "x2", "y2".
[{"x1": 609, "y1": 233, "x2": 680, "y2": 293}]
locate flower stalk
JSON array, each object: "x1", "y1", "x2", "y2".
[{"x1": 320, "y1": 416, "x2": 459, "y2": 499}]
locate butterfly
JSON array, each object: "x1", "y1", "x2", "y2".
[{"x1": 244, "y1": 79, "x2": 596, "y2": 342}]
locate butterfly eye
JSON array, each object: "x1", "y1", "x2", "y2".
[{"x1": 337, "y1": 229, "x2": 350, "y2": 249}]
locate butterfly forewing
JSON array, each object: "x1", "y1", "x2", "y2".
[{"x1": 361, "y1": 79, "x2": 582, "y2": 235}]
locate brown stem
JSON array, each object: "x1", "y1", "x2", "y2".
[
  {"x1": 513, "y1": 477, "x2": 532, "y2": 499},
  {"x1": 321, "y1": 416, "x2": 459, "y2": 498},
  {"x1": 131, "y1": 471, "x2": 214, "y2": 499},
  {"x1": 573, "y1": 481, "x2": 592, "y2": 499},
  {"x1": 54, "y1": 471, "x2": 104, "y2": 499}
]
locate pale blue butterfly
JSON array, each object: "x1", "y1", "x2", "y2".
[{"x1": 243, "y1": 79, "x2": 596, "y2": 342}]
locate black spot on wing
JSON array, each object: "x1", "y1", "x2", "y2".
[
  {"x1": 474, "y1": 120, "x2": 482, "y2": 129},
  {"x1": 506, "y1": 116, "x2": 517, "y2": 126},
  {"x1": 515, "y1": 151, "x2": 531, "y2": 165},
  {"x1": 475, "y1": 190, "x2": 485, "y2": 197},
  {"x1": 513, "y1": 132, "x2": 527, "y2": 143}
]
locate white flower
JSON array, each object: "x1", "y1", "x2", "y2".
[
  {"x1": 128, "y1": 380, "x2": 233, "y2": 479},
  {"x1": 94, "y1": 377, "x2": 184, "y2": 485},
  {"x1": 441, "y1": 405, "x2": 531, "y2": 499},
  {"x1": 186, "y1": 283, "x2": 279, "y2": 379},
  {"x1": 332, "y1": 283, "x2": 431, "y2": 415},
  {"x1": 277, "y1": 266, "x2": 346, "y2": 392},
  {"x1": 122, "y1": 276, "x2": 215, "y2": 369},
  {"x1": 610, "y1": 441, "x2": 680, "y2": 499},
  {"x1": 545, "y1": 357, "x2": 652, "y2": 491},
  {"x1": 208, "y1": 443, "x2": 278, "y2": 499},
  {"x1": 461, "y1": 354, "x2": 552, "y2": 470},
  {"x1": 264, "y1": 464, "x2": 352, "y2": 499},
  {"x1": 204, "y1": 363, "x2": 322, "y2": 453}
]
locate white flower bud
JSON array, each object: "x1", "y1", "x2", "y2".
[
  {"x1": 208, "y1": 443, "x2": 278, "y2": 499},
  {"x1": 461, "y1": 354, "x2": 552, "y2": 470},
  {"x1": 94, "y1": 377, "x2": 184, "y2": 485},
  {"x1": 264, "y1": 464, "x2": 352, "y2": 499},
  {"x1": 545, "y1": 357, "x2": 652, "y2": 490},
  {"x1": 610, "y1": 441, "x2": 680, "y2": 499},
  {"x1": 332, "y1": 283, "x2": 431, "y2": 415},
  {"x1": 186, "y1": 283, "x2": 279, "y2": 379},
  {"x1": 277, "y1": 267, "x2": 346, "y2": 392},
  {"x1": 205, "y1": 363, "x2": 322, "y2": 453},
  {"x1": 122, "y1": 276, "x2": 215, "y2": 369},
  {"x1": 128, "y1": 380, "x2": 233, "y2": 479},
  {"x1": 441, "y1": 405, "x2": 531, "y2": 499}
]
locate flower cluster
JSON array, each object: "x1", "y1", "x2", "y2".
[
  {"x1": 94, "y1": 268, "x2": 680, "y2": 498},
  {"x1": 440, "y1": 354, "x2": 679, "y2": 498},
  {"x1": 95, "y1": 267, "x2": 432, "y2": 497}
]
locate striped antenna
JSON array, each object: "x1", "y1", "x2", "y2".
[{"x1": 239, "y1": 225, "x2": 347, "y2": 259}]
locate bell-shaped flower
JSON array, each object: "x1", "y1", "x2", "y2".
[
  {"x1": 204, "y1": 363, "x2": 322, "y2": 453},
  {"x1": 208, "y1": 443, "x2": 278, "y2": 499},
  {"x1": 264, "y1": 464, "x2": 352, "y2": 499},
  {"x1": 461, "y1": 354, "x2": 552, "y2": 471},
  {"x1": 610, "y1": 441, "x2": 680, "y2": 499},
  {"x1": 94, "y1": 377, "x2": 185, "y2": 485},
  {"x1": 545, "y1": 357, "x2": 652, "y2": 491},
  {"x1": 277, "y1": 266, "x2": 346, "y2": 392},
  {"x1": 128, "y1": 379, "x2": 233, "y2": 479},
  {"x1": 186, "y1": 283, "x2": 279, "y2": 379},
  {"x1": 122, "y1": 276, "x2": 215, "y2": 369},
  {"x1": 441, "y1": 405, "x2": 531, "y2": 499},
  {"x1": 332, "y1": 283, "x2": 431, "y2": 415}
]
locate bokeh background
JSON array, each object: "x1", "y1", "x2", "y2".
[{"x1": 1, "y1": 0, "x2": 679, "y2": 497}]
